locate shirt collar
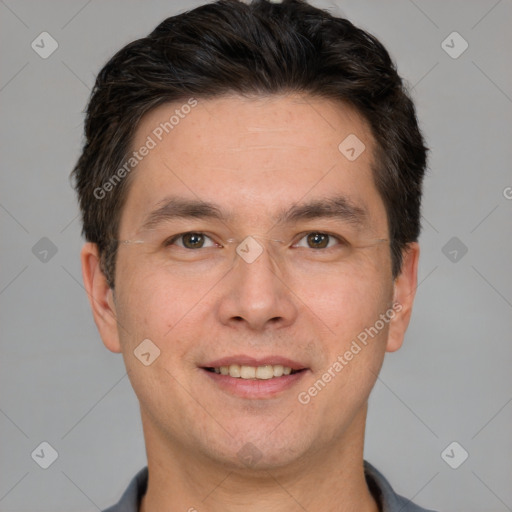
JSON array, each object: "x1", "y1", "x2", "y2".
[{"x1": 104, "y1": 460, "x2": 435, "y2": 512}]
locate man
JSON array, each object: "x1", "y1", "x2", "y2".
[{"x1": 72, "y1": 0, "x2": 436, "y2": 510}]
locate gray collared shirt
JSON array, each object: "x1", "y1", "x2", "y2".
[{"x1": 103, "y1": 460, "x2": 438, "y2": 512}]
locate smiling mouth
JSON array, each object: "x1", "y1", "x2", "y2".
[{"x1": 203, "y1": 364, "x2": 306, "y2": 380}]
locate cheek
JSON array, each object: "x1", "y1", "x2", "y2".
[
  {"x1": 113, "y1": 269, "x2": 169, "y2": 349},
  {"x1": 296, "y1": 263, "x2": 392, "y2": 403},
  {"x1": 114, "y1": 262, "x2": 213, "y2": 360},
  {"x1": 297, "y1": 273, "x2": 391, "y2": 423},
  {"x1": 295, "y1": 262, "x2": 392, "y2": 338},
  {"x1": 113, "y1": 273, "x2": 200, "y2": 411}
]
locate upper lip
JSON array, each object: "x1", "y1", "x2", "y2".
[{"x1": 203, "y1": 355, "x2": 307, "y2": 371}]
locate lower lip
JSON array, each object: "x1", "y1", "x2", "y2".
[{"x1": 201, "y1": 369, "x2": 308, "y2": 399}]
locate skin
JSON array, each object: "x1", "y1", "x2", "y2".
[{"x1": 82, "y1": 94, "x2": 419, "y2": 512}]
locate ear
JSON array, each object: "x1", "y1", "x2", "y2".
[
  {"x1": 386, "y1": 242, "x2": 420, "y2": 353},
  {"x1": 81, "y1": 243, "x2": 122, "y2": 353}
]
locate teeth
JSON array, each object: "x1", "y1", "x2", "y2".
[
  {"x1": 240, "y1": 365, "x2": 256, "y2": 379},
  {"x1": 229, "y1": 364, "x2": 240, "y2": 377},
  {"x1": 273, "y1": 365, "x2": 284, "y2": 377},
  {"x1": 256, "y1": 365, "x2": 274, "y2": 379},
  {"x1": 213, "y1": 364, "x2": 296, "y2": 379}
]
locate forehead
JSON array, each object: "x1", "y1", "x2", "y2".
[{"x1": 119, "y1": 93, "x2": 386, "y2": 235}]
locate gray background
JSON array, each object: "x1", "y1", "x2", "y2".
[{"x1": 1, "y1": 0, "x2": 511, "y2": 510}]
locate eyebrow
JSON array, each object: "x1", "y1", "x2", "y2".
[
  {"x1": 140, "y1": 195, "x2": 368, "y2": 231},
  {"x1": 140, "y1": 197, "x2": 226, "y2": 231},
  {"x1": 276, "y1": 197, "x2": 367, "y2": 227}
]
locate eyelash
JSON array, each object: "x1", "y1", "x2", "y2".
[{"x1": 163, "y1": 231, "x2": 348, "y2": 250}]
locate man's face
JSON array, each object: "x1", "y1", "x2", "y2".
[{"x1": 95, "y1": 94, "x2": 413, "y2": 469}]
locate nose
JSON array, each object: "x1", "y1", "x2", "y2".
[{"x1": 216, "y1": 240, "x2": 298, "y2": 332}]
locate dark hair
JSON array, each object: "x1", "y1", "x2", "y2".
[{"x1": 72, "y1": 0, "x2": 427, "y2": 288}]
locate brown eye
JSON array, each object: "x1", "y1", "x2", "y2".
[
  {"x1": 291, "y1": 231, "x2": 350, "y2": 251},
  {"x1": 306, "y1": 232, "x2": 330, "y2": 249},
  {"x1": 293, "y1": 232, "x2": 342, "y2": 250},
  {"x1": 165, "y1": 232, "x2": 218, "y2": 249},
  {"x1": 182, "y1": 233, "x2": 205, "y2": 248}
]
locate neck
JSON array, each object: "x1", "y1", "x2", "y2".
[{"x1": 139, "y1": 405, "x2": 379, "y2": 512}]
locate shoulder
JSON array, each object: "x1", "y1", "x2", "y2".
[
  {"x1": 102, "y1": 466, "x2": 148, "y2": 512},
  {"x1": 364, "y1": 461, "x2": 439, "y2": 512}
]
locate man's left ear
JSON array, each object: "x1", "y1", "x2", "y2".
[{"x1": 386, "y1": 242, "x2": 420, "y2": 353}]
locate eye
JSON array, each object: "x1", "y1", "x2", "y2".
[
  {"x1": 164, "y1": 232, "x2": 219, "y2": 249},
  {"x1": 293, "y1": 232, "x2": 346, "y2": 250}
]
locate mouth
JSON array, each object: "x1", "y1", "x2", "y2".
[
  {"x1": 203, "y1": 364, "x2": 305, "y2": 380},
  {"x1": 200, "y1": 357, "x2": 309, "y2": 399}
]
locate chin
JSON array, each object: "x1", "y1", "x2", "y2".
[{"x1": 200, "y1": 426, "x2": 316, "y2": 472}]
